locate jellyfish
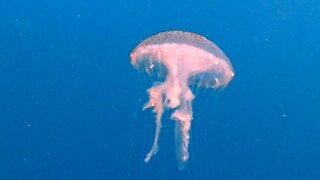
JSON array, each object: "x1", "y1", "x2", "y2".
[{"x1": 130, "y1": 30, "x2": 234, "y2": 169}]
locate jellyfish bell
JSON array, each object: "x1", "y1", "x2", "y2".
[{"x1": 130, "y1": 30, "x2": 234, "y2": 169}]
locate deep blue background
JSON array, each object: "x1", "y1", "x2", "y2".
[{"x1": 0, "y1": 0, "x2": 319, "y2": 179}]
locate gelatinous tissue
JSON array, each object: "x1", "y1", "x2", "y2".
[{"x1": 130, "y1": 31, "x2": 234, "y2": 169}]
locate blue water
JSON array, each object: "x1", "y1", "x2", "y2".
[{"x1": 1, "y1": 0, "x2": 319, "y2": 179}]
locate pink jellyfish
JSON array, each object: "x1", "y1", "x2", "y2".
[{"x1": 130, "y1": 30, "x2": 234, "y2": 169}]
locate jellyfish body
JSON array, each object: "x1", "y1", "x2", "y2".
[{"x1": 130, "y1": 31, "x2": 234, "y2": 169}]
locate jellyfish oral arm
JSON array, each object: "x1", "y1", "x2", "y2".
[
  {"x1": 170, "y1": 84, "x2": 193, "y2": 169},
  {"x1": 172, "y1": 109, "x2": 192, "y2": 170},
  {"x1": 143, "y1": 73, "x2": 194, "y2": 166},
  {"x1": 143, "y1": 85, "x2": 164, "y2": 163}
]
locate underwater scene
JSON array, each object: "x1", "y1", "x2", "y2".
[{"x1": 0, "y1": 0, "x2": 319, "y2": 179}]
